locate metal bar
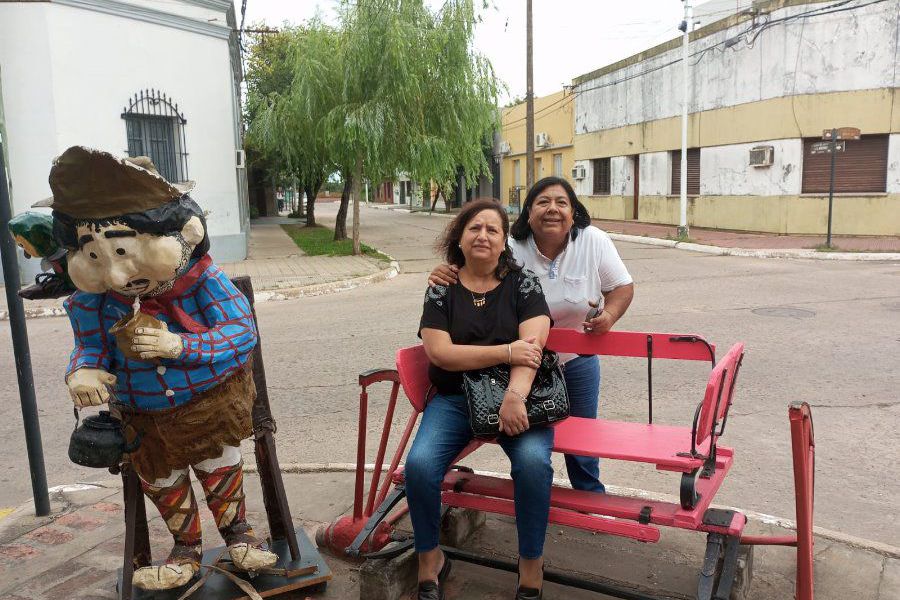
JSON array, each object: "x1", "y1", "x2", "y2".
[
  {"x1": 373, "y1": 411, "x2": 418, "y2": 509},
  {"x1": 790, "y1": 402, "x2": 815, "y2": 600},
  {"x1": 442, "y1": 547, "x2": 668, "y2": 600},
  {"x1": 646, "y1": 334, "x2": 653, "y2": 424},
  {"x1": 353, "y1": 386, "x2": 369, "y2": 521},
  {"x1": 0, "y1": 135, "x2": 50, "y2": 516},
  {"x1": 365, "y1": 382, "x2": 400, "y2": 517},
  {"x1": 713, "y1": 535, "x2": 741, "y2": 599},
  {"x1": 346, "y1": 484, "x2": 406, "y2": 557},
  {"x1": 697, "y1": 532, "x2": 724, "y2": 600},
  {"x1": 739, "y1": 534, "x2": 797, "y2": 546}
]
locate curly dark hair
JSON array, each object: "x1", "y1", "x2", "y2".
[
  {"x1": 436, "y1": 198, "x2": 521, "y2": 279},
  {"x1": 510, "y1": 176, "x2": 591, "y2": 242}
]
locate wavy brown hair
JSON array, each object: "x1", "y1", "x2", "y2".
[{"x1": 436, "y1": 198, "x2": 521, "y2": 279}]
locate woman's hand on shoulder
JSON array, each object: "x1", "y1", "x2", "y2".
[
  {"x1": 508, "y1": 336, "x2": 542, "y2": 368},
  {"x1": 499, "y1": 389, "x2": 530, "y2": 436},
  {"x1": 428, "y1": 263, "x2": 459, "y2": 287}
]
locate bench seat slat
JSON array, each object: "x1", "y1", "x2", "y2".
[{"x1": 484, "y1": 417, "x2": 711, "y2": 473}]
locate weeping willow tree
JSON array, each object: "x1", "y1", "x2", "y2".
[
  {"x1": 326, "y1": 0, "x2": 500, "y2": 252},
  {"x1": 245, "y1": 22, "x2": 340, "y2": 226},
  {"x1": 245, "y1": 1, "x2": 499, "y2": 251}
]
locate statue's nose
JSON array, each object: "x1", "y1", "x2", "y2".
[{"x1": 108, "y1": 266, "x2": 135, "y2": 288}]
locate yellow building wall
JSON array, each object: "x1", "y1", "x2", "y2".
[
  {"x1": 573, "y1": 88, "x2": 900, "y2": 234},
  {"x1": 499, "y1": 90, "x2": 575, "y2": 206}
]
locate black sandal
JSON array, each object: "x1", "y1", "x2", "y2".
[
  {"x1": 515, "y1": 559, "x2": 543, "y2": 600},
  {"x1": 417, "y1": 554, "x2": 452, "y2": 600}
]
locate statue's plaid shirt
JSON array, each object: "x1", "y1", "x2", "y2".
[{"x1": 64, "y1": 260, "x2": 258, "y2": 411}]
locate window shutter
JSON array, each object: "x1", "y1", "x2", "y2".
[
  {"x1": 802, "y1": 135, "x2": 888, "y2": 193},
  {"x1": 671, "y1": 149, "x2": 700, "y2": 195}
]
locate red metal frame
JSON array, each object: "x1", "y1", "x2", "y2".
[{"x1": 322, "y1": 330, "x2": 816, "y2": 600}]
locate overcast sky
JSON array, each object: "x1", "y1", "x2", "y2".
[{"x1": 235, "y1": 1, "x2": 751, "y2": 103}]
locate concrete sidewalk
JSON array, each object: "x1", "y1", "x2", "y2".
[
  {"x1": 592, "y1": 218, "x2": 900, "y2": 253},
  {"x1": 1, "y1": 469, "x2": 897, "y2": 600},
  {"x1": 0, "y1": 218, "x2": 397, "y2": 320}
]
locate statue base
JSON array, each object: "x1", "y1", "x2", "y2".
[{"x1": 117, "y1": 526, "x2": 331, "y2": 599}]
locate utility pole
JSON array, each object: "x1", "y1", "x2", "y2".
[
  {"x1": 0, "y1": 133, "x2": 50, "y2": 517},
  {"x1": 525, "y1": 0, "x2": 535, "y2": 189},
  {"x1": 678, "y1": 0, "x2": 692, "y2": 239}
]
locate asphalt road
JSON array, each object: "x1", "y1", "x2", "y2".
[{"x1": 1, "y1": 202, "x2": 898, "y2": 547}]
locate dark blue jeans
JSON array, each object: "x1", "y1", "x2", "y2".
[
  {"x1": 405, "y1": 393, "x2": 554, "y2": 559},
  {"x1": 562, "y1": 355, "x2": 604, "y2": 493}
]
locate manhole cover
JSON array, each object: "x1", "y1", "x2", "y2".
[{"x1": 751, "y1": 307, "x2": 816, "y2": 319}]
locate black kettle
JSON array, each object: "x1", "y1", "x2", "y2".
[{"x1": 68, "y1": 407, "x2": 141, "y2": 468}]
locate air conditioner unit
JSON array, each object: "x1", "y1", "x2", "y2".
[
  {"x1": 535, "y1": 132, "x2": 550, "y2": 148},
  {"x1": 499, "y1": 141, "x2": 512, "y2": 155},
  {"x1": 749, "y1": 145, "x2": 774, "y2": 167},
  {"x1": 571, "y1": 165, "x2": 586, "y2": 180},
  {"x1": 236, "y1": 149, "x2": 246, "y2": 169}
]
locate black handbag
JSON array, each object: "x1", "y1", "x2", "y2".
[{"x1": 462, "y1": 350, "x2": 570, "y2": 438}]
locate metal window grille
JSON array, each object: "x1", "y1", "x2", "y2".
[
  {"x1": 553, "y1": 153, "x2": 563, "y2": 177},
  {"x1": 121, "y1": 89, "x2": 189, "y2": 183},
  {"x1": 592, "y1": 157, "x2": 611, "y2": 195}
]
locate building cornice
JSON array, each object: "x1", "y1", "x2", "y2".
[
  {"x1": 52, "y1": 0, "x2": 231, "y2": 39},
  {"x1": 180, "y1": 0, "x2": 231, "y2": 11}
]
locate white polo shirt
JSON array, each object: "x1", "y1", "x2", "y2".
[{"x1": 509, "y1": 226, "x2": 632, "y2": 363}]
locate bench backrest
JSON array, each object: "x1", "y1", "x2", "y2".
[
  {"x1": 546, "y1": 329, "x2": 715, "y2": 362},
  {"x1": 396, "y1": 344, "x2": 432, "y2": 413},
  {"x1": 397, "y1": 329, "x2": 718, "y2": 414},
  {"x1": 695, "y1": 342, "x2": 745, "y2": 446}
]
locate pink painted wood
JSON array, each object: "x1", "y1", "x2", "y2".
[{"x1": 545, "y1": 329, "x2": 715, "y2": 361}]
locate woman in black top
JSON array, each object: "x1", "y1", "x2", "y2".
[{"x1": 408, "y1": 199, "x2": 553, "y2": 600}]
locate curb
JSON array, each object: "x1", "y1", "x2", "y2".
[
  {"x1": 245, "y1": 462, "x2": 900, "y2": 560},
  {"x1": 607, "y1": 233, "x2": 900, "y2": 261},
  {"x1": 364, "y1": 203, "x2": 454, "y2": 218},
  {"x1": 0, "y1": 260, "x2": 401, "y2": 321}
]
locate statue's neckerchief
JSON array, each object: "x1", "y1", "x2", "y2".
[{"x1": 109, "y1": 254, "x2": 213, "y2": 334}]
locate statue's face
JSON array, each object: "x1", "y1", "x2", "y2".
[
  {"x1": 67, "y1": 216, "x2": 204, "y2": 297},
  {"x1": 12, "y1": 235, "x2": 40, "y2": 259}
]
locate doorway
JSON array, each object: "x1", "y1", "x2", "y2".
[{"x1": 631, "y1": 155, "x2": 640, "y2": 220}]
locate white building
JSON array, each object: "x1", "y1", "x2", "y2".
[
  {"x1": 0, "y1": 0, "x2": 249, "y2": 284},
  {"x1": 570, "y1": 0, "x2": 899, "y2": 235}
]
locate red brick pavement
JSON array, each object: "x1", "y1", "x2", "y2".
[{"x1": 592, "y1": 219, "x2": 900, "y2": 252}]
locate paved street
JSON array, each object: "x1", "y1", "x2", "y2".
[{"x1": 1, "y1": 201, "x2": 898, "y2": 547}]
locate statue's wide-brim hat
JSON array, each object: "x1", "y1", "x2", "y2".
[{"x1": 32, "y1": 146, "x2": 195, "y2": 220}]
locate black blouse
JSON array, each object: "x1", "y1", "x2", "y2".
[{"x1": 418, "y1": 269, "x2": 551, "y2": 394}]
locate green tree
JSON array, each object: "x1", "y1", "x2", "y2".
[
  {"x1": 245, "y1": 22, "x2": 340, "y2": 227},
  {"x1": 323, "y1": 0, "x2": 500, "y2": 252}
]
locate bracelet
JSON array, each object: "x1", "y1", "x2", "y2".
[
  {"x1": 505, "y1": 387, "x2": 528, "y2": 402},
  {"x1": 507, "y1": 343, "x2": 512, "y2": 364}
]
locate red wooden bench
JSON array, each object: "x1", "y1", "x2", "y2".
[{"x1": 321, "y1": 329, "x2": 815, "y2": 600}]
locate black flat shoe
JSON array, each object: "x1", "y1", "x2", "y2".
[
  {"x1": 417, "y1": 555, "x2": 452, "y2": 600},
  {"x1": 515, "y1": 586, "x2": 542, "y2": 600}
]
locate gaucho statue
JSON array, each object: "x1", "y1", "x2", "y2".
[{"x1": 45, "y1": 146, "x2": 277, "y2": 590}]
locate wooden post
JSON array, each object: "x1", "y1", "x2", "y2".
[{"x1": 231, "y1": 276, "x2": 301, "y2": 560}]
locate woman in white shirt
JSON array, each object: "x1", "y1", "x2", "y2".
[{"x1": 430, "y1": 177, "x2": 634, "y2": 492}]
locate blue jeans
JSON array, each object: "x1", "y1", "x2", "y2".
[
  {"x1": 562, "y1": 355, "x2": 604, "y2": 493},
  {"x1": 405, "y1": 393, "x2": 554, "y2": 559}
]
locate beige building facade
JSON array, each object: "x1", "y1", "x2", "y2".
[
  {"x1": 499, "y1": 90, "x2": 575, "y2": 209},
  {"x1": 571, "y1": 0, "x2": 900, "y2": 235}
]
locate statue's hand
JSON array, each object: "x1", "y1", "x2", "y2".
[
  {"x1": 67, "y1": 368, "x2": 117, "y2": 407},
  {"x1": 130, "y1": 322, "x2": 183, "y2": 361}
]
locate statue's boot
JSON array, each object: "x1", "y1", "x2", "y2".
[
  {"x1": 133, "y1": 473, "x2": 202, "y2": 590},
  {"x1": 195, "y1": 460, "x2": 278, "y2": 572}
]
